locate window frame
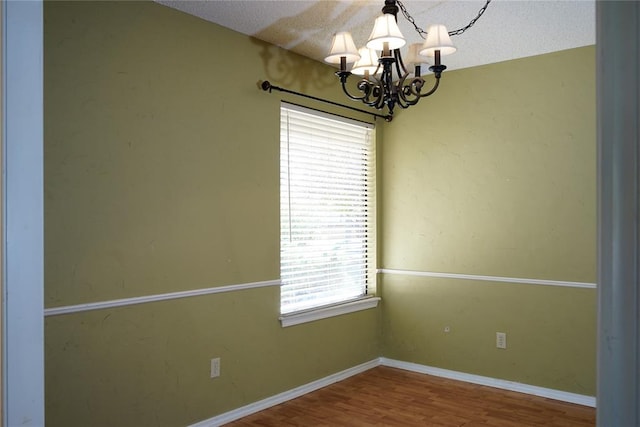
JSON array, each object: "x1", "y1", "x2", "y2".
[{"x1": 278, "y1": 103, "x2": 379, "y2": 326}]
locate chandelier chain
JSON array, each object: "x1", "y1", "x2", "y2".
[{"x1": 396, "y1": 0, "x2": 492, "y2": 39}]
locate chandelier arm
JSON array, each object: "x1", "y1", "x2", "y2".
[
  {"x1": 364, "y1": 78, "x2": 386, "y2": 109},
  {"x1": 338, "y1": 71, "x2": 386, "y2": 109},
  {"x1": 394, "y1": 49, "x2": 408, "y2": 77},
  {"x1": 395, "y1": 73, "x2": 411, "y2": 108},
  {"x1": 417, "y1": 75, "x2": 441, "y2": 98},
  {"x1": 396, "y1": 0, "x2": 492, "y2": 39},
  {"x1": 396, "y1": 74, "x2": 423, "y2": 108},
  {"x1": 360, "y1": 73, "x2": 386, "y2": 108},
  {"x1": 337, "y1": 72, "x2": 369, "y2": 102},
  {"x1": 395, "y1": 73, "x2": 442, "y2": 109},
  {"x1": 341, "y1": 80, "x2": 368, "y2": 102},
  {"x1": 396, "y1": 87, "x2": 412, "y2": 109}
]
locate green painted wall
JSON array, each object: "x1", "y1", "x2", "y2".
[
  {"x1": 380, "y1": 46, "x2": 596, "y2": 395},
  {"x1": 44, "y1": 2, "x2": 379, "y2": 426},
  {"x1": 45, "y1": 0, "x2": 597, "y2": 424}
]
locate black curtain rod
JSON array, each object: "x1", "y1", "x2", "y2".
[{"x1": 260, "y1": 81, "x2": 392, "y2": 122}]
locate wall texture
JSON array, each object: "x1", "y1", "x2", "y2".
[
  {"x1": 380, "y1": 46, "x2": 597, "y2": 395},
  {"x1": 44, "y1": 0, "x2": 597, "y2": 424},
  {"x1": 44, "y1": 2, "x2": 379, "y2": 426}
]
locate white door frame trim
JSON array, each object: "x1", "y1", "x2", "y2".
[
  {"x1": 1, "y1": 1, "x2": 44, "y2": 425},
  {"x1": 596, "y1": 2, "x2": 640, "y2": 425}
]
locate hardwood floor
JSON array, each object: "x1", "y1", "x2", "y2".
[{"x1": 226, "y1": 366, "x2": 595, "y2": 426}]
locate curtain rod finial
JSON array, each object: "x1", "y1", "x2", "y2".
[{"x1": 260, "y1": 80, "x2": 272, "y2": 92}]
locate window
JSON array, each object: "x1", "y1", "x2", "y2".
[{"x1": 280, "y1": 103, "x2": 376, "y2": 321}]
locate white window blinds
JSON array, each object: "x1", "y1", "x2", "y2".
[{"x1": 280, "y1": 103, "x2": 376, "y2": 315}]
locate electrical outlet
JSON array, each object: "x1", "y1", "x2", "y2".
[
  {"x1": 496, "y1": 332, "x2": 507, "y2": 349},
  {"x1": 210, "y1": 357, "x2": 220, "y2": 378}
]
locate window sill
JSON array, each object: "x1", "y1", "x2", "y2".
[{"x1": 279, "y1": 296, "x2": 381, "y2": 327}]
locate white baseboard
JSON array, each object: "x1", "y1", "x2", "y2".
[
  {"x1": 380, "y1": 357, "x2": 596, "y2": 408},
  {"x1": 189, "y1": 359, "x2": 380, "y2": 427},
  {"x1": 190, "y1": 357, "x2": 596, "y2": 426}
]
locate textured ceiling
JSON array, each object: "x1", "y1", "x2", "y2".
[{"x1": 156, "y1": 0, "x2": 595, "y2": 72}]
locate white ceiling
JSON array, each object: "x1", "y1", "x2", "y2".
[{"x1": 156, "y1": 0, "x2": 595, "y2": 71}]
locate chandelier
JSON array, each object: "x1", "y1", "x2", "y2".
[{"x1": 324, "y1": 0, "x2": 490, "y2": 120}]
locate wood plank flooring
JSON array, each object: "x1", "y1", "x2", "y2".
[{"x1": 226, "y1": 366, "x2": 595, "y2": 426}]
